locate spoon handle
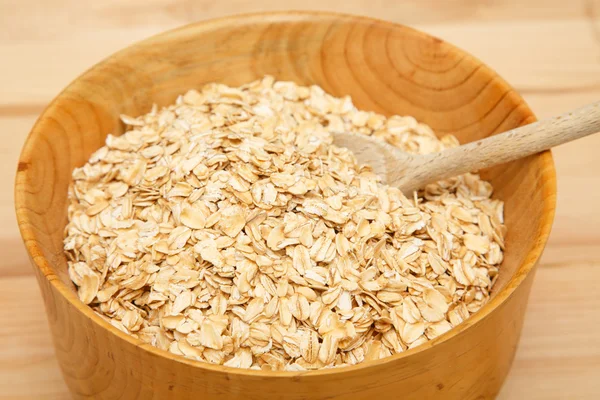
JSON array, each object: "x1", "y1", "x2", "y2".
[{"x1": 397, "y1": 101, "x2": 600, "y2": 193}]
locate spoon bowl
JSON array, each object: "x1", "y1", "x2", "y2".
[{"x1": 332, "y1": 132, "x2": 427, "y2": 193}]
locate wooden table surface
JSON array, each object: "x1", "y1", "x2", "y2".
[{"x1": 2, "y1": 1, "x2": 600, "y2": 399}]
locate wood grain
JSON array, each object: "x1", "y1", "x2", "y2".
[{"x1": 2, "y1": 1, "x2": 600, "y2": 399}]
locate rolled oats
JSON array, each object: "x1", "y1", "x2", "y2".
[{"x1": 64, "y1": 76, "x2": 505, "y2": 371}]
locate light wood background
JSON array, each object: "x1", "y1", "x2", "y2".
[{"x1": 1, "y1": 1, "x2": 600, "y2": 399}]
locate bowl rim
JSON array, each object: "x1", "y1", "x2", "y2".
[{"x1": 15, "y1": 10, "x2": 557, "y2": 378}]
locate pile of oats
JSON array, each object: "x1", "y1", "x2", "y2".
[{"x1": 64, "y1": 76, "x2": 505, "y2": 370}]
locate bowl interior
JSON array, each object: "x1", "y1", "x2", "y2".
[{"x1": 16, "y1": 12, "x2": 554, "y2": 339}]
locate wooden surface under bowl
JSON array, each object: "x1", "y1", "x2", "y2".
[{"x1": 14, "y1": 11, "x2": 556, "y2": 400}]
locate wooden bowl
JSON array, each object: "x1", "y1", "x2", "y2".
[{"x1": 15, "y1": 11, "x2": 556, "y2": 400}]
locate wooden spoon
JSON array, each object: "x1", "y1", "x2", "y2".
[{"x1": 333, "y1": 102, "x2": 600, "y2": 194}]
